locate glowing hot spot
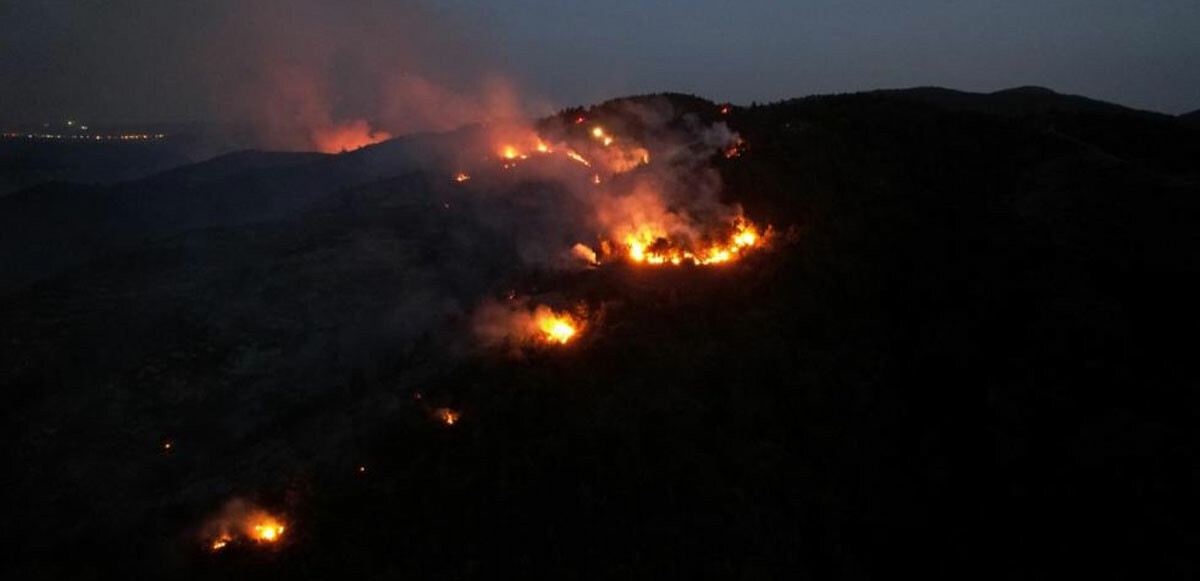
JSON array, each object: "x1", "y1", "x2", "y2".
[{"x1": 434, "y1": 407, "x2": 460, "y2": 426}]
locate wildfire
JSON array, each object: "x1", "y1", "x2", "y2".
[
  {"x1": 312, "y1": 119, "x2": 390, "y2": 153},
  {"x1": 536, "y1": 307, "x2": 578, "y2": 344},
  {"x1": 500, "y1": 145, "x2": 526, "y2": 160},
  {"x1": 203, "y1": 501, "x2": 287, "y2": 552},
  {"x1": 210, "y1": 535, "x2": 232, "y2": 551},
  {"x1": 566, "y1": 150, "x2": 591, "y2": 167},
  {"x1": 434, "y1": 407, "x2": 460, "y2": 426},
  {"x1": 454, "y1": 173, "x2": 471, "y2": 182},
  {"x1": 724, "y1": 137, "x2": 746, "y2": 159},
  {"x1": 591, "y1": 126, "x2": 614, "y2": 146},
  {"x1": 252, "y1": 519, "x2": 285, "y2": 543},
  {"x1": 619, "y1": 219, "x2": 765, "y2": 266},
  {"x1": 473, "y1": 300, "x2": 584, "y2": 349}
]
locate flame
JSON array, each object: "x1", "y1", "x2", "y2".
[
  {"x1": 619, "y1": 219, "x2": 765, "y2": 267},
  {"x1": 501, "y1": 145, "x2": 522, "y2": 160},
  {"x1": 535, "y1": 307, "x2": 578, "y2": 344},
  {"x1": 454, "y1": 173, "x2": 470, "y2": 182},
  {"x1": 210, "y1": 535, "x2": 232, "y2": 551},
  {"x1": 724, "y1": 137, "x2": 746, "y2": 159},
  {"x1": 566, "y1": 150, "x2": 591, "y2": 167},
  {"x1": 477, "y1": 125, "x2": 756, "y2": 271},
  {"x1": 251, "y1": 519, "x2": 285, "y2": 543},
  {"x1": 204, "y1": 503, "x2": 286, "y2": 552},
  {"x1": 434, "y1": 407, "x2": 459, "y2": 425}
]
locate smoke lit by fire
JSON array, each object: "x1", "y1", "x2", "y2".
[
  {"x1": 473, "y1": 300, "x2": 583, "y2": 349},
  {"x1": 202, "y1": 499, "x2": 287, "y2": 553},
  {"x1": 433, "y1": 407, "x2": 460, "y2": 426},
  {"x1": 311, "y1": 119, "x2": 392, "y2": 153},
  {"x1": 472, "y1": 111, "x2": 766, "y2": 272}
]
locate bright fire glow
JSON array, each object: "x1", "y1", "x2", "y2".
[
  {"x1": 252, "y1": 520, "x2": 285, "y2": 543},
  {"x1": 434, "y1": 407, "x2": 460, "y2": 425},
  {"x1": 312, "y1": 119, "x2": 391, "y2": 153},
  {"x1": 536, "y1": 308, "x2": 578, "y2": 344},
  {"x1": 619, "y1": 219, "x2": 765, "y2": 267},
  {"x1": 566, "y1": 150, "x2": 591, "y2": 167},
  {"x1": 454, "y1": 173, "x2": 470, "y2": 182},
  {"x1": 206, "y1": 507, "x2": 286, "y2": 552}
]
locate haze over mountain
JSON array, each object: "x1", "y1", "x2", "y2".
[{"x1": 1, "y1": 86, "x2": 1197, "y2": 577}]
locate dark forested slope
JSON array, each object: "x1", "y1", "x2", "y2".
[{"x1": 2, "y1": 89, "x2": 1197, "y2": 578}]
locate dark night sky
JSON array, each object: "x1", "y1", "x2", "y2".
[{"x1": 2, "y1": 0, "x2": 1197, "y2": 127}]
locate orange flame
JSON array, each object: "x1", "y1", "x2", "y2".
[
  {"x1": 434, "y1": 407, "x2": 460, "y2": 425},
  {"x1": 210, "y1": 535, "x2": 232, "y2": 551},
  {"x1": 620, "y1": 219, "x2": 765, "y2": 267},
  {"x1": 251, "y1": 518, "x2": 285, "y2": 543},
  {"x1": 206, "y1": 506, "x2": 286, "y2": 552},
  {"x1": 535, "y1": 306, "x2": 578, "y2": 344},
  {"x1": 566, "y1": 150, "x2": 591, "y2": 167}
]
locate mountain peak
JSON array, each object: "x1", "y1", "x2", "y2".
[{"x1": 992, "y1": 85, "x2": 1059, "y2": 96}]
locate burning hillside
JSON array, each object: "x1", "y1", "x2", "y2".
[
  {"x1": 456, "y1": 101, "x2": 769, "y2": 272},
  {"x1": 473, "y1": 299, "x2": 584, "y2": 350},
  {"x1": 202, "y1": 499, "x2": 287, "y2": 553}
]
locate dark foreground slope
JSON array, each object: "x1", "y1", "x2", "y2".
[{"x1": 2, "y1": 90, "x2": 1198, "y2": 578}]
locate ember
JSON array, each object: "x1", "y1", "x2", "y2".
[{"x1": 454, "y1": 173, "x2": 471, "y2": 182}]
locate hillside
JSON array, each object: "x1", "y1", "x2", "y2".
[
  {"x1": 1181, "y1": 109, "x2": 1200, "y2": 127},
  {"x1": 1, "y1": 89, "x2": 1197, "y2": 578}
]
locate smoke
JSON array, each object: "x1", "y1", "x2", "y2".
[
  {"x1": 472, "y1": 298, "x2": 583, "y2": 351},
  {"x1": 198, "y1": 498, "x2": 286, "y2": 550},
  {"x1": 492, "y1": 97, "x2": 747, "y2": 265},
  {"x1": 202, "y1": 0, "x2": 537, "y2": 151}
]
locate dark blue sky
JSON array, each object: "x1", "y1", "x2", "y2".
[
  {"x1": 2, "y1": 0, "x2": 1197, "y2": 126},
  {"x1": 476, "y1": 0, "x2": 1199, "y2": 112}
]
